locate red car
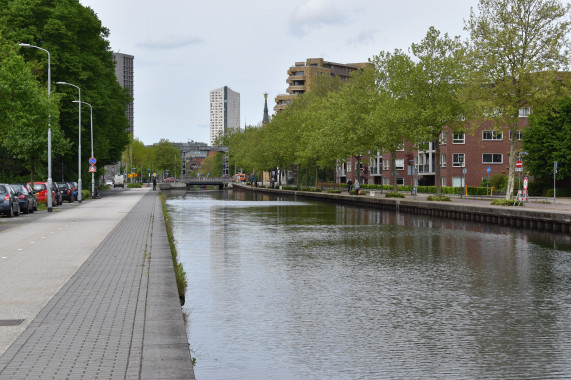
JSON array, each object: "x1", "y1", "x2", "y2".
[
  {"x1": 164, "y1": 177, "x2": 176, "y2": 182},
  {"x1": 30, "y1": 182, "x2": 57, "y2": 205}
]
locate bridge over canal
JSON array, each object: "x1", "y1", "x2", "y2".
[{"x1": 160, "y1": 177, "x2": 232, "y2": 190}]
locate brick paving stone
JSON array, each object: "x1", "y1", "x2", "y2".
[{"x1": 0, "y1": 192, "x2": 195, "y2": 379}]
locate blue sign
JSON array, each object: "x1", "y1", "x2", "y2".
[
  {"x1": 89, "y1": 157, "x2": 96, "y2": 165},
  {"x1": 487, "y1": 166, "x2": 491, "y2": 173}
]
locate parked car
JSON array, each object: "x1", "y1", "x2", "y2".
[
  {"x1": 105, "y1": 179, "x2": 113, "y2": 187},
  {"x1": 31, "y1": 182, "x2": 57, "y2": 206},
  {"x1": 164, "y1": 177, "x2": 176, "y2": 182},
  {"x1": 51, "y1": 183, "x2": 63, "y2": 205},
  {"x1": 0, "y1": 184, "x2": 20, "y2": 217},
  {"x1": 57, "y1": 182, "x2": 74, "y2": 203},
  {"x1": 23, "y1": 183, "x2": 38, "y2": 211},
  {"x1": 67, "y1": 182, "x2": 78, "y2": 200},
  {"x1": 9, "y1": 183, "x2": 36, "y2": 214}
]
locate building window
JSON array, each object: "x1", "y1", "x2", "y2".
[
  {"x1": 441, "y1": 154, "x2": 447, "y2": 167},
  {"x1": 397, "y1": 177, "x2": 404, "y2": 185},
  {"x1": 347, "y1": 162, "x2": 351, "y2": 172},
  {"x1": 452, "y1": 153, "x2": 465, "y2": 167},
  {"x1": 397, "y1": 141, "x2": 405, "y2": 151},
  {"x1": 383, "y1": 160, "x2": 390, "y2": 171},
  {"x1": 482, "y1": 153, "x2": 503, "y2": 164},
  {"x1": 440, "y1": 131, "x2": 447, "y2": 145},
  {"x1": 383, "y1": 177, "x2": 391, "y2": 185},
  {"x1": 509, "y1": 130, "x2": 523, "y2": 140},
  {"x1": 482, "y1": 130, "x2": 503, "y2": 140},
  {"x1": 395, "y1": 159, "x2": 404, "y2": 170},
  {"x1": 453, "y1": 132, "x2": 465, "y2": 144},
  {"x1": 442, "y1": 176, "x2": 447, "y2": 186},
  {"x1": 519, "y1": 107, "x2": 530, "y2": 117}
]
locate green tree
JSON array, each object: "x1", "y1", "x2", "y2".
[
  {"x1": 371, "y1": 50, "x2": 418, "y2": 191},
  {"x1": 198, "y1": 152, "x2": 223, "y2": 178},
  {"x1": 465, "y1": 0, "x2": 571, "y2": 199},
  {"x1": 1, "y1": 0, "x2": 131, "y2": 182},
  {"x1": 151, "y1": 139, "x2": 179, "y2": 178},
  {"x1": 523, "y1": 97, "x2": 571, "y2": 180},
  {"x1": 0, "y1": 30, "x2": 69, "y2": 183},
  {"x1": 409, "y1": 27, "x2": 467, "y2": 196}
]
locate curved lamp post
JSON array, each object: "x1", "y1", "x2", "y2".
[
  {"x1": 56, "y1": 82, "x2": 82, "y2": 203},
  {"x1": 73, "y1": 100, "x2": 94, "y2": 197},
  {"x1": 19, "y1": 43, "x2": 53, "y2": 212}
]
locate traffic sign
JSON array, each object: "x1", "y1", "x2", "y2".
[
  {"x1": 515, "y1": 160, "x2": 523, "y2": 168},
  {"x1": 89, "y1": 157, "x2": 96, "y2": 165},
  {"x1": 523, "y1": 176, "x2": 529, "y2": 190},
  {"x1": 462, "y1": 168, "x2": 467, "y2": 175},
  {"x1": 88, "y1": 165, "x2": 96, "y2": 173},
  {"x1": 487, "y1": 166, "x2": 491, "y2": 173}
]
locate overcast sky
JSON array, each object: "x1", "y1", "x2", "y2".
[{"x1": 79, "y1": 0, "x2": 477, "y2": 146}]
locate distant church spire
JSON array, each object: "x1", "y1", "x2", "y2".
[{"x1": 262, "y1": 93, "x2": 269, "y2": 125}]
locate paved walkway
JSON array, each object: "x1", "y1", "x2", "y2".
[{"x1": 0, "y1": 189, "x2": 194, "y2": 379}]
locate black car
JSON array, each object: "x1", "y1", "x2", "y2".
[
  {"x1": 57, "y1": 182, "x2": 74, "y2": 203},
  {"x1": 9, "y1": 183, "x2": 36, "y2": 214},
  {"x1": 51, "y1": 182, "x2": 63, "y2": 205},
  {"x1": 0, "y1": 183, "x2": 20, "y2": 217}
]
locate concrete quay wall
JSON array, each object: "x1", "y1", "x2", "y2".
[{"x1": 235, "y1": 185, "x2": 571, "y2": 234}]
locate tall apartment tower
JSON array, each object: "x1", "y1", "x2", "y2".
[
  {"x1": 274, "y1": 58, "x2": 369, "y2": 112},
  {"x1": 113, "y1": 52, "x2": 134, "y2": 135},
  {"x1": 210, "y1": 86, "x2": 240, "y2": 146}
]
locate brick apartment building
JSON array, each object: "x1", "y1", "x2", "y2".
[{"x1": 338, "y1": 108, "x2": 530, "y2": 188}]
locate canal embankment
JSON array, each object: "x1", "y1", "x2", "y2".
[{"x1": 233, "y1": 184, "x2": 571, "y2": 234}]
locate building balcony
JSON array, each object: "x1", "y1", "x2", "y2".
[
  {"x1": 417, "y1": 164, "x2": 433, "y2": 174},
  {"x1": 287, "y1": 85, "x2": 306, "y2": 93}
]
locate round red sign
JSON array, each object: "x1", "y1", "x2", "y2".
[{"x1": 515, "y1": 160, "x2": 523, "y2": 168}]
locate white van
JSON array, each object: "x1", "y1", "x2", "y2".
[{"x1": 113, "y1": 175, "x2": 125, "y2": 188}]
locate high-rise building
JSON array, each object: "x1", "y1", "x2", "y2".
[
  {"x1": 113, "y1": 52, "x2": 134, "y2": 135},
  {"x1": 210, "y1": 86, "x2": 240, "y2": 146},
  {"x1": 274, "y1": 58, "x2": 369, "y2": 112}
]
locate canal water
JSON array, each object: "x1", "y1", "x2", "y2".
[{"x1": 166, "y1": 189, "x2": 571, "y2": 380}]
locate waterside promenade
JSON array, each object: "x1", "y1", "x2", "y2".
[
  {"x1": 0, "y1": 188, "x2": 194, "y2": 379},
  {"x1": 235, "y1": 184, "x2": 571, "y2": 234}
]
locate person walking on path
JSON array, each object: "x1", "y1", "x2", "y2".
[{"x1": 152, "y1": 176, "x2": 157, "y2": 191}]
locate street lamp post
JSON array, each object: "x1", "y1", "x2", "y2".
[
  {"x1": 56, "y1": 82, "x2": 82, "y2": 202},
  {"x1": 19, "y1": 43, "x2": 53, "y2": 212},
  {"x1": 73, "y1": 100, "x2": 93, "y2": 197},
  {"x1": 409, "y1": 159, "x2": 417, "y2": 199}
]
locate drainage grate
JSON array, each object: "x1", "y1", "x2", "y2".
[{"x1": 0, "y1": 319, "x2": 25, "y2": 326}]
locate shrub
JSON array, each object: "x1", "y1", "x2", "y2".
[
  {"x1": 127, "y1": 183, "x2": 142, "y2": 188},
  {"x1": 82, "y1": 189, "x2": 91, "y2": 199},
  {"x1": 491, "y1": 199, "x2": 521, "y2": 206},
  {"x1": 385, "y1": 192, "x2": 405, "y2": 198},
  {"x1": 427, "y1": 195, "x2": 451, "y2": 201},
  {"x1": 490, "y1": 173, "x2": 508, "y2": 191},
  {"x1": 327, "y1": 189, "x2": 342, "y2": 193},
  {"x1": 545, "y1": 188, "x2": 571, "y2": 197}
]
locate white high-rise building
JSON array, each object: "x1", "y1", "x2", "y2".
[
  {"x1": 112, "y1": 52, "x2": 134, "y2": 135},
  {"x1": 210, "y1": 86, "x2": 240, "y2": 146}
]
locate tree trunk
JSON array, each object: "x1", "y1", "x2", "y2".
[
  {"x1": 355, "y1": 156, "x2": 361, "y2": 185},
  {"x1": 305, "y1": 164, "x2": 309, "y2": 187},
  {"x1": 435, "y1": 138, "x2": 441, "y2": 197},
  {"x1": 505, "y1": 121, "x2": 519, "y2": 200},
  {"x1": 315, "y1": 164, "x2": 319, "y2": 188},
  {"x1": 391, "y1": 150, "x2": 398, "y2": 192}
]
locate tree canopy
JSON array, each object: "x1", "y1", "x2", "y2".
[{"x1": 0, "y1": 0, "x2": 130, "y2": 184}]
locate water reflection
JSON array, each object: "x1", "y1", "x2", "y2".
[{"x1": 167, "y1": 189, "x2": 571, "y2": 380}]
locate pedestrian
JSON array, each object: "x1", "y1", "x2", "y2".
[
  {"x1": 347, "y1": 179, "x2": 353, "y2": 193},
  {"x1": 354, "y1": 181, "x2": 360, "y2": 195},
  {"x1": 152, "y1": 176, "x2": 157, "y2": 191}
]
